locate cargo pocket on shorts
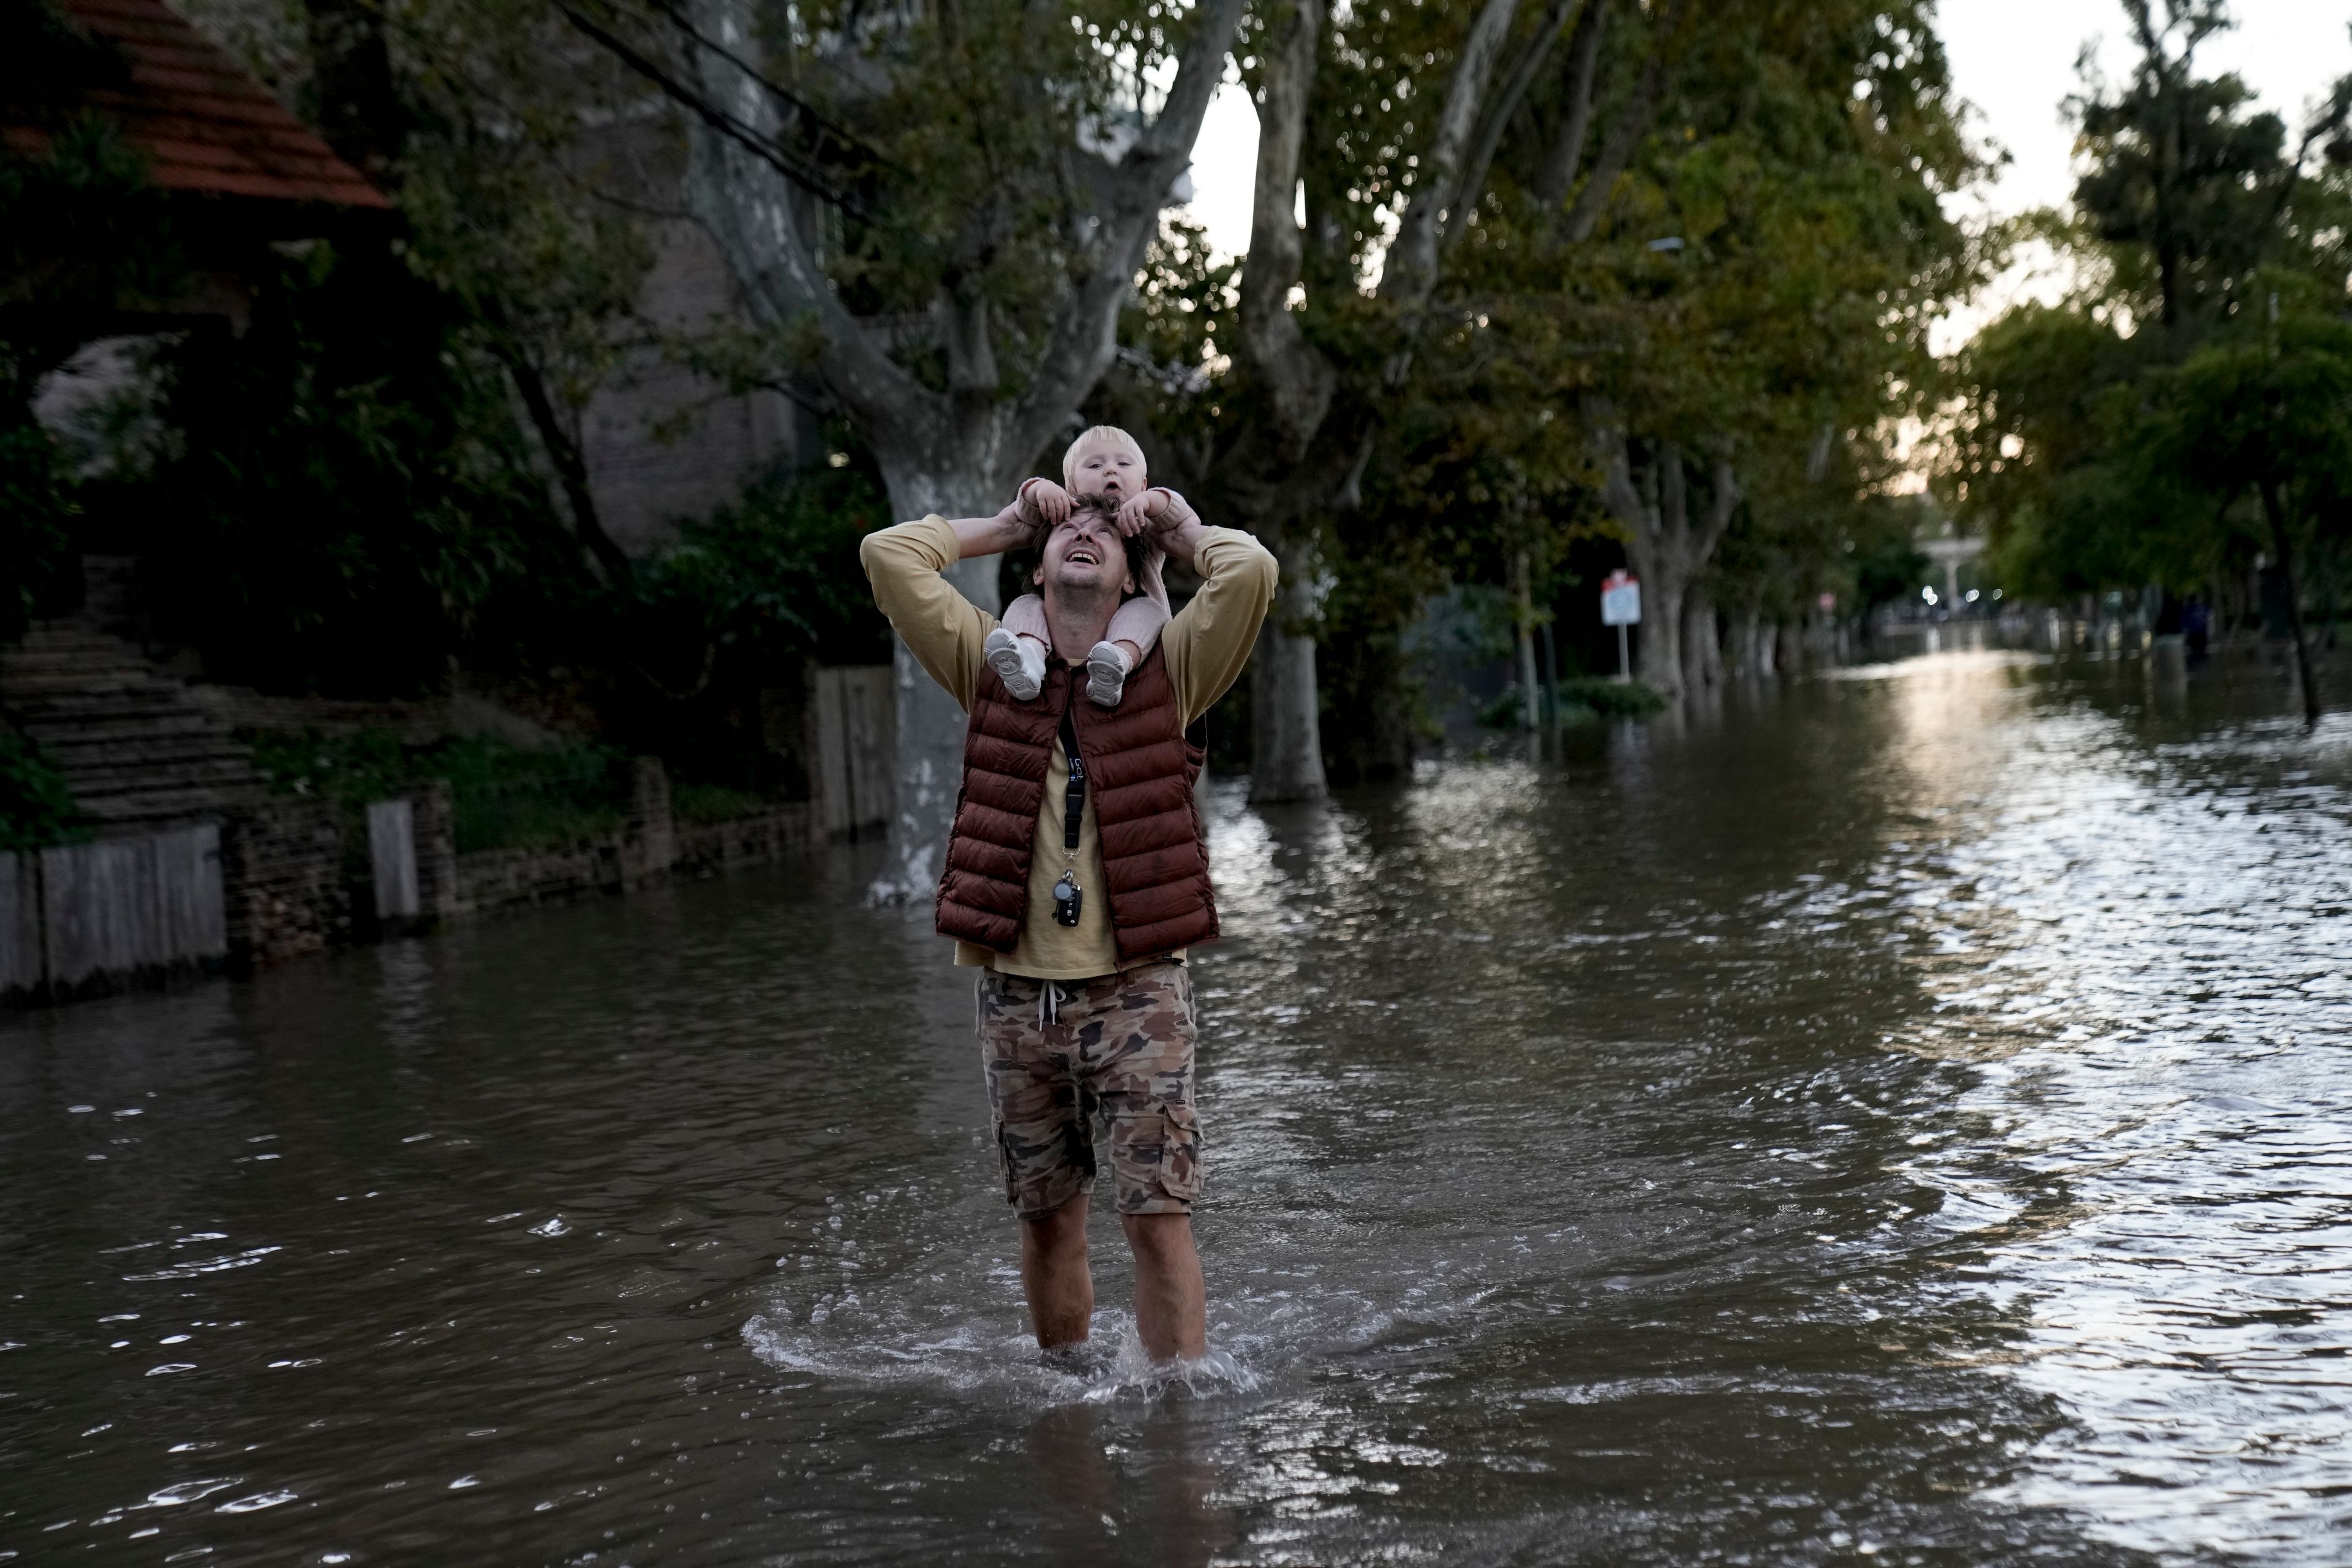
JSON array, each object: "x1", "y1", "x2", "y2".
[
  {"x1": 993, "y1": 1120, "x2": 1021, "y2": 1205},
  {"x1": 1158, "y1": 1103, "x2": 1204, "y2": 1204}
]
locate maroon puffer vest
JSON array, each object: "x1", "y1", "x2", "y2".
[{"x1": 937, "y1": 644, "x2": 1216, "y2": 963}]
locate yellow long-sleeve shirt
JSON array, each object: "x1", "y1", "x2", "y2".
[{"x1": 859, "y1": 513, "x2": 1278, "y2": 979}]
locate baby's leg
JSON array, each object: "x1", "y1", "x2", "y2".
[
  {"x1": 1085, "y1": 590, "x2": 1170, "y2": 707},
  {"x1": 1000, "y1": 594, "x2": 1050, "y2": 646},
  {"x1": 1105, "y1": 594, "x2": 1170, "y2": 663},
  {"x1": 984, "y1": 594, "x2": 1052, "y2": 700}
]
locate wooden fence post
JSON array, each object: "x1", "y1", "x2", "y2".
[
  {"x1": 0, "y1": 850, "x2": 41, "y2": 998},
  {"x1": 368, "y1": 799, "x2": 421, "y2": 926},
  {"x1": 628, "y1": 757, "x2": 675, "y2": 883},
  {"x1": 809, "y1": 665, "x2": 897, "y2": 842}
]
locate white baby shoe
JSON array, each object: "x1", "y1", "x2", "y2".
[
  {"x1": 984, "y1": 627, "x2": 1046, "y2": 701},
  {"x1": 1085, "y1": 641, "x2": 1131, "y2": 707}
]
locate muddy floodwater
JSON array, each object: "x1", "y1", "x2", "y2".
[{"x1": 6, "y1": 650, "x2": 2351, "y2": 1567}]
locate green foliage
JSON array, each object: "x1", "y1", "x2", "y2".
[
  {"x1": 1849, "y1": 521, "x2": 1934, "y2": 617},
  {"x1": 1262, "y1": 0, "x2": 1980, "y2": 735},
  {"x1": 0, "y1": 729, "x2": 86, "y2": 851},
  {"x1": 436, "y1": 737, "x2": 627, "y2": 853},
  {"x1": 121, "y1": 242, "x2": 575, "y2": 695},
  {"x1": 617, "y1": 462, "x2": 894, "y2": 679},
  {"x1": 1, "y1": 110, "x2": 183, "y2": 641},
  {"x1": 0, "y1": 420, "x2": 75, "y2": 644},
  {"x1": 1558, "y1": 677, "x2": 1668, "y2": 717},
  {"x1": 673, "y1": 783, "x2": 766, "y2": 825},
  {"x1": 1942, "y1": 6, "x2": 2352, "y2": 605},
  {"x1": 246, "y1": 728, "x2": 630, "y2": 853},
  {"x1": 1475, "y1": 676, "x2": 1665, "y2": 727}
]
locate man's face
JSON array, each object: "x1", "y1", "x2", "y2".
[
  {"x1": 1068, "y1": 437, "x2": 1145, "y2": 503},
  {"x1": 1034, "y1": 507, "x2": 1136, "y2": 600}
]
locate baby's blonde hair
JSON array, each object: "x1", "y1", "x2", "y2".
[{"x1": 1061, "y1": 424, "x2": 1147, "y2": 486}]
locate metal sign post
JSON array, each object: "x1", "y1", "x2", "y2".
[{"x1": 1600, "y1": 570, "x2": 1642, "y2": 680}]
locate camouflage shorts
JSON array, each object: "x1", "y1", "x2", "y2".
[{"x1": 976, "y1": 960, "x2": 1202, "y2": 1219}]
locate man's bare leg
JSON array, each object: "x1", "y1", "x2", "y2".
[
  {"x1": 1122, "y1": 1213, "x2": 1206, "y2": 1360},
  {"x1": 1020, "y1": 1196, "x2": 1094, "y2": 1348}
]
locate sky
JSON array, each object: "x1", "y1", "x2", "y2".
[{"x1": 1174, "y1": 0, "x2": 2352, "y2": 349}]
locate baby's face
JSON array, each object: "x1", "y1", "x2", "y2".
[{"x1": 1068, "y1": 437, "x2": 1145, "y2": 503}]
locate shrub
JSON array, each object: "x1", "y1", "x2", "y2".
[
  {"x1": 0, "y1": 729, "x2": 86, "y2": 851},
  {"x1": 1558, "y1": 677, "x2": 1668, "y2": 716},
  {"x1": 245, "y1": 728, "x2": 628, "y2": 853},
  {"x1": 672, "y1": 783, "x2": 766, "y2": 825}
]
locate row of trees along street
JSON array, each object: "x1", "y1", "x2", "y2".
[
  {"x1": 1939, "y1": 1, "x2": 2352, "y2": 728},
  {"x1": 7, "y1": 0, "x2": 2100, "y2": 886}
]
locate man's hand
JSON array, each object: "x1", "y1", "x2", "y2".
[{"x1": 949, "y1": 500, "x2": 1046, "y2": 562}]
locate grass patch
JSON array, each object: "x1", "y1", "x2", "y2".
[
  {"x1": 1476, "y1": 677, "x2": 1670, "y2": 728},
  {"x1": 1558, "y1": 677, "x2": 1669, "y2": 717},
  {"x1": 0, "y1": 728, "x2": 88, "y2": 851},
  {"x1": 673, "y1": 783, "x2": 768, "y2": 825},
  {"x1": 246, "y1": 729, "x2": 631, "y2": 853}
]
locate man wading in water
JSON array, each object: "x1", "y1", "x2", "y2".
[{"x1": 861, "y1": 427, "x2": 1276, "y2": 1365}]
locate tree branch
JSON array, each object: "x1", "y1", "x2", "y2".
[
  {"x1": 1447, "y1": 0, "x2": 1585, "y2": 254},
  {"x1": 680, "y1": 0, "x2": 935, "y2": 442},
  {"x1": 1698, "y1": 453, "x2": 1741, "y2": 558},
  {"x1": 1531, "y1": 0, "x2": 1608, "y2": 207},
  {"x1": 1232, "y1": 0, "x2": 1336, "y2": 456},
  {"x1": 1381, "y1": 0, "x2": 1524, "y2": 303},
  {"x1": 1007, "y1": 0, "x2": 1248, "y2": 454},
  {"x1": 1558, "y1": 47, "x2": 1664, "y2": 244}
]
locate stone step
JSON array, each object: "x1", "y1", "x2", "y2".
[
  {"x1": 0, "y1": 657, "x2": 158, "y2": 683},
  {"x1": 6, "y1": 692, "x2": 225, "y2": 725},
  {"x1": 3, "y1": 619, "x2": 287, "y2": 833},
  {"x1": 52, "y1": 747, "x2": 261, "y2": 784},
  {"x1": 2, "y1": 668, "x2": 183, "y2": 696},
  {"x1": 36, "y1": 728, "x2": 255, "y2": 766},
  {"x1": 5, "y1": 631, "x2": 145, "y2": 657},
  {"x1": 46, "y1": 761, "x2": 265, "y2": 801},
  {"x1": 70, "y1": 781, "x2": 273, "y2": 819},
  {"x1": 10, "y1": 712, "x2": 227, "y2": 747}
]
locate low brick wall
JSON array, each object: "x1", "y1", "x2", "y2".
[
  {"x1": 451, "y1": 767, "x2": 817, "y2": 918},
  {"x1": 456, "y1": 839, "x2": 629, "y2": 913},
  {"x1": 676, "y1": 804, "x2": 815, "y2": 875},
  {"x1": 219, "y1": 797, "x2": 353, "y2": 969}
]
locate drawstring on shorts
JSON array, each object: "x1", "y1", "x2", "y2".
[{"x1": 1038, "y1": 979, "x2": 1066, "y2": 1027}]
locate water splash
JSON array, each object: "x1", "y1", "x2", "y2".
[{"x1": 740, "y1": 1306, "x2": 1259, "y2": 1409}]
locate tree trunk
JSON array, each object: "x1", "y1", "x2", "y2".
[
  {"x1": 1216, "y1": 0, "x2": 1553, "y2": 797},
  {"x1": 872, "y1": 469, "x2": 1005, "y2": 902},
  {"x1": 1728, "y1": 603, "x2": 1760, "y2": 677},
  {"x1": 1512, "y1": 548, "x2": 1540, "y2": 729},
  {"x1": 1250, "y1": 533, "x2": 1328, "y2": 802},
  {"x1": 1591, "y1": 423, "x2": 1739, "y2": 703},
  {"x1": 2257, "y1": 476, "x2": 2324, "y2": 725},
  {"x1": 1683, "y1": 581, "x2": 1721, "y2": 695},
  {"x1": 1637, "y1": 570, "x2": 1687, "y2": 696}
]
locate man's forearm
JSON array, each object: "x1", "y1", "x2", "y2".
[{"x1": 946, "y1": 505, "x2": 1037, "y2": 561}]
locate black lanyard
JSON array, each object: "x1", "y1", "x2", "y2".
[{"x1": 1060, "y1": 706, "x2": 1086, "y2": 851}]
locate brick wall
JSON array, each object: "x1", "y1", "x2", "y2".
[
  {"x1": 219, "y1": 797, "x2": 352, "y2": 968},
  {"x1": 676, "y1": 804, "x2": 814, "y2": 875}
]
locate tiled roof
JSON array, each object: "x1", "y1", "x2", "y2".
[{"x1": 30, "y1": 0, "x2": 390, "y2": 209}]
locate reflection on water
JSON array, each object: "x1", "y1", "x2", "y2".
[{"x1": 2, "y1": 650, "x2": 2348, "y2": 1565}]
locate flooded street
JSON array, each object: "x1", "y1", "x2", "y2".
[{"x1": 6, "y1": 650, "x2": 2350, "y2": 1566}]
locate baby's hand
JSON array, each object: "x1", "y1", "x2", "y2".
[
  {"x1": 1021, "y1": 478, "x2": 1073, "y2": 529},
  {"x1": 1114, "y1": 488, "x2": 1169, "y2": 538}
]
